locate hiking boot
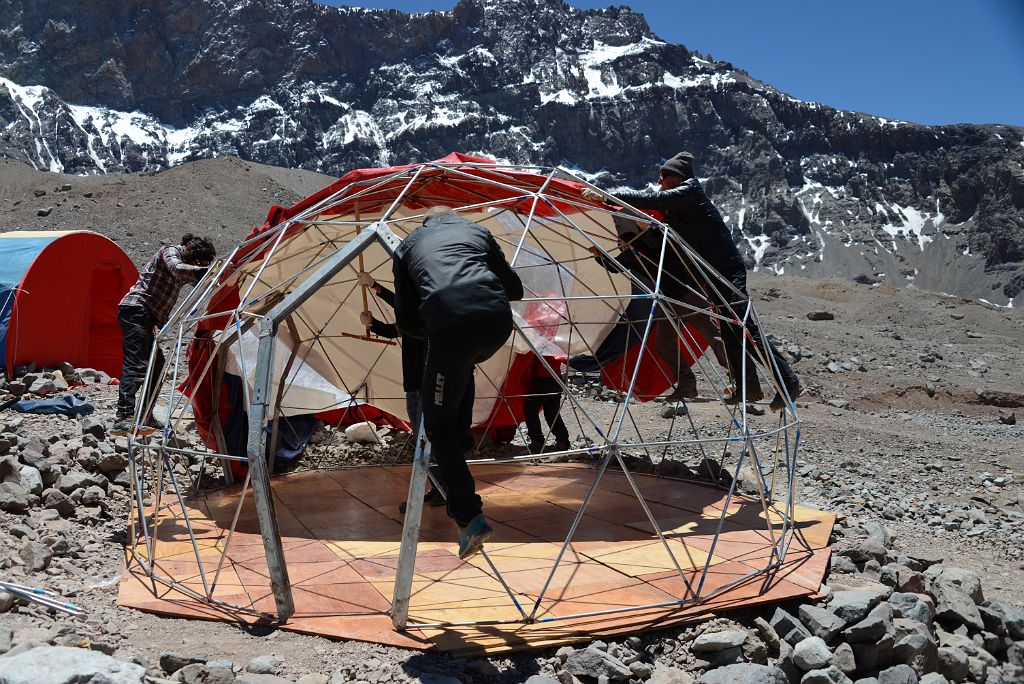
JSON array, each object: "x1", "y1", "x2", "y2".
[
  {"x1": 424, "y1": 487, "x2": 446, "y2": 507},
  {"x1": 543, "y1": 440, "x2": 571, "y2": 454},
  {"x1": 769, "y1": 381, "x2": 802, "y2": 412},
  {"x1": 457, "y1": 515, "x2": 493, "y2": 560},
  {"x1": 110, "y1": 417, "x2": 157, "y2": 437},
  {"x1": 665, "y1": 383, "x2": 698, "y2": 401},
  {"x1": 527, "y1": 440, "x2": 544, "y2": 454},
  {"x1": 723, "y1": 386, "x2": 764, "y2": 405}
]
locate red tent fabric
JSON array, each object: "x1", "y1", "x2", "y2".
[{"x1": 0, "y1": 231, "x2": 138, "y2": 376}]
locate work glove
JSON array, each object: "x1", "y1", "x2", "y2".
[
  {"x1": 357, "y1": 271, "x2": 376, "y2": 288},
  {"x1": 359, "y1": 311, "x2": 373, "y2": 327},
  {"x1": 581, "y1": 188, "x2": 605, "y2": 202}
]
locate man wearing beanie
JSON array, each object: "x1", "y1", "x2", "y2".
[{"x1": 582, "y1": 152, "x2": 800, "y2": 412}]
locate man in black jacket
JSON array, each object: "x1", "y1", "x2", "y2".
[
  {"x1": 393, "y1": 207, "x2": 524, "y2": 559},
  {"x1": 582, "y1": 152, "x2": 800, "y2": 411}
]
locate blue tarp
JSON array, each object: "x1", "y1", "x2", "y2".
[
  {"x1": 0, "y1": 235, "x2": 61, "y2": 370},
  {"x1": 11, "y1": 394, "x2": 95, "y2": 417}
]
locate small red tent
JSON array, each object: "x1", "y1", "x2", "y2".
[{"x1": 0, "y1": 231, "x2": 138, "y2": 376}]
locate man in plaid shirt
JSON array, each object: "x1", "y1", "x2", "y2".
[{"x1": 112, "y1": 234, "x2": 215, "y2": 435}]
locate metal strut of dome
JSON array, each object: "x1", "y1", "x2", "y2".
[{"x1": 123, "y1": 156, "x2": 807, "y2": 637}]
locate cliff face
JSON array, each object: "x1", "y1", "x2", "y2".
[{"x1": 2, "y1": 0, "x2": 1022, "y2": 303}]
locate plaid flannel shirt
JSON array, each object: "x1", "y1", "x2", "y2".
[{"x1": 120, "y1": 244, "x2": 203, "y2": 326}]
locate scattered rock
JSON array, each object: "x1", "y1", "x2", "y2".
[
  {"x1": 827, "y1": 590, "x2": 885, "y2": 625},
  {"x1": 771, "y1": 607, "x2": 812, "y2": 645},
  {"x1": 877, "y1": 663, "x2": 918, "y2": 684},
  {"x1": 691, "y1": 630, "x2": 747, "y2": 653},
  {"x1": 793, "y1": 636, "x2": 832, "y2": 671},
  {"x1": 938, "y1": 568, "x2": 983, "y2": 604},
  {"x1": 893, "y1": 634, "x2": 938, "y2": 675},
  {"x1": 843, "y1": 603, "x2": 893, "y2": 643},
  {"x1": 647, "y1": 663, "x2": 695, "y2": 684},
  {"x1": 807, "y1": 311, "x2": 835, "y2": 321},
  {"x1": 0, "y1": 481, "x2": 30, "y2": 513},
  {"x1": 161, "y1": 652, "x2": 208, "y2": 675},
  {"x1": 177, "y1": 663, "x2": 235, "y2": 684},
  {"x1": 801, "y1": 665, "x2": 853, "y2": 684},
  {"x1": 246, "y1": 655, "x2": 283, "y2": 675},
  {"x1": 832, "y1": 641, "x2": 856, "y2": 675},
  {"x1": 563, "y1": 646, "x2": 631, "y2": 681},
  {"x1": 0, "y1": 646, "x2": 146, "y2": 683},
  {"x1": 18, "y1": 539, "x2": 53, "y2": 571},
  {"x1": 931, "y1": 580, "x2": 984, "y2": 632},
  {"x1": 697, "y1": 663, "x2": 788, "y2": 683}
]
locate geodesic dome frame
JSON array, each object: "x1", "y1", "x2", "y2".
[{"x1": 125, "y1": 154, "x2": 805, "y2": 635}]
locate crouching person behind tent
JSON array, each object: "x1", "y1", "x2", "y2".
[
  {"x1": 393, "y1": 207, "x2": 523, "y2": 559},
  {"x1": 112, "y1": 234, "x2": 216, "y2": 436}
]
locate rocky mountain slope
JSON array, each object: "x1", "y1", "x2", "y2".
[{"x1": 1, "y1": 0, "x2": 1022, "y2": 303}]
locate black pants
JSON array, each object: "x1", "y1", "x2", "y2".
[
  {"x1": 117, "y1": 305, "x2": 164, "y2": 420},
  {"x1": 717, "y1": 274, "x2": 798, "y2": 397},
  {"x1": 422, "y1": 310, "x2": 513, "y2": 526},
  {"x1": 524, "y1": 376, "x2": 569, "y2": 445}
]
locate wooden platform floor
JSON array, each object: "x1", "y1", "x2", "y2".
[{"x1": 118, "y1": 463, "x2": 834, "y2": 655}]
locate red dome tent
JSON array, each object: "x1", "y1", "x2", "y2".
[
  {"x1": 181, "y1": 153, "x2": 711, "y2": 458},
  {"x1": 0, "y1": 231, "x2": 138, "y2": 377}
]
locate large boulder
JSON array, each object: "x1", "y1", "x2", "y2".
[
  {"x1": 889, "y1": 592, "x2": 935, "y2": 626},
  {"x1": 771, "y1": 607, "x2": 812, "y2": 645},
  {"x1": 793, "y1": 637, "x2": 832, "y2": 671},
  {"x1": 697, "y1": 663, "x2": 788, "y2": 683},
  {"x1": 799, "y1": 605, "x2": 847, "y2": 643},
  {"x1": 937, "y1": 568, "x2": 983, "y2": 605},
  {"x1": 828, "y1": 590, "x2": 886, "y2": 626},
  {"x1": 18, "y1": 540, "x2": 52, "y2": 572},
  {"x1": 0, "y1": 482, "x2": 30, "y2": 513},
  {"x1": 0, "y1": 646, "x2": 146, "y2": 683},
  {"x1": 931, "y1": 581, "x2": 984, "y2": 632},
  {"x1": 563, "y1": 646, "x2": 631, "y2": 681},
  {"x1": 54, "y1": 471, "x2": 105, "y2": 494},
  {"x1": 893, "y1": 634, "x2": 938, "y2": 675}
]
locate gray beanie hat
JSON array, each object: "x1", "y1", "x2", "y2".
[{"x1": 659, "y1": 152, "x2": 695, "y2": 179}]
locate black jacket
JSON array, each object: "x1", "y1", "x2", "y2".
[
  {"x1": 611, "y1": 178, "x2": 746, "y2": 285},
  {"x1": 368, "y1": 286, "x2": 425, "y2": 393},
  {"x1": 392, "y1": 214, "x2": 524, "y2": 336}
]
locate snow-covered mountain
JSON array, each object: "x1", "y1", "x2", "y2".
[{"x1": 1, "y1": 0, "x2": 1022, "y2": 303}]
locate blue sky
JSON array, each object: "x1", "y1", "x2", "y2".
[{"x1": 321, "y1": 0, "x2": 1024, "y2": 127}]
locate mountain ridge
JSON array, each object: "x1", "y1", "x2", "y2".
[{"x1": 1, "y1": 0, "x2": 1022, "y2": 303}]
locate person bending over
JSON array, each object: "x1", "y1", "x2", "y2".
[
  {"x1": 113, "y1": 234, "x2": 215, "y2": 435},
  {"x1": 582, "y1": 152, "x2": 800, "y2": 411},
  {"x1": 591, "y1": 215, "x2": 730, "y2": 403},
  {"x1": 393, "y1": 207, "x2": 523, "y2": 559}
]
